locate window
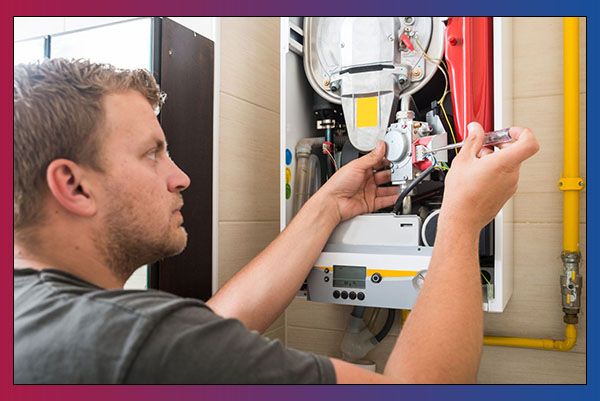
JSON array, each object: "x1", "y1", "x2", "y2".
[
  {"x1": 50, "y1": 18, "x2": 153, "y2": 70},
  {"x1": 14, "y1": 37, "x2": 45, "y2": 65}
]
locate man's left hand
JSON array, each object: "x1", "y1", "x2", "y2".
[{"x1": 317, "y1": 141, "x2": 399, "y2": 223}]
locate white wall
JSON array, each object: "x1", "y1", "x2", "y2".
[{"x1": 14, "y1": 17, "x2": 216, "y2": 41}]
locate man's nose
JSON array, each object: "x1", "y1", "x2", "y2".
[{"x1": 167, "y1": 159, "x2": 191, "y2": 192}]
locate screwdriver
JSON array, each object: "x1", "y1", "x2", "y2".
[{"x1": 425, "y1": 128, "x2": 513, "y2": 154}]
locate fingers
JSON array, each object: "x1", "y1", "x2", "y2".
[
  {"x1": 496, "y1": 127, "x2": 524, "y2": 150},
  {"x1": 373, "y1": 158, "x2": 392, "y2": 171},
  {"x1": 376, "y1": 185, "x2": 399, "y2": 197},
  {"x1": 507, "y1": 126, "x2": 529, "y2": 140},
  {"x1": 478, "y1": 147, "x2": 494, "y2": 157},
  {"x1": 374, "y1": 169, "x2": 392, "y2": 186},
  {"x1": 353, "y1": 141, "x2": 387, "y2": 170},
  {"x1": 462, "y1": 122, "x2": 486, "y2": 158},
  {"x1": 491, "y1": 127, "x2": 540, "y2": 166},
  {"x1": 374, "y1": 194, "x2": 399, "y2": 210}
]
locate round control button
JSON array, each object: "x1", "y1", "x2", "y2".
[
  {"x1": 324, "y1": 276, "x2": 329, "y2": 282},
  {"x1": 357, "y1": 292, "x2": 365, "y2": 300},
  {"x1": 384, "y1": 128, "x2": 409, "y2": 162},
  {"x1": 349, "y1": 292, "x2": 357, "y2": 300},
  {"x1": 412, "y1": 269, "x2": 428, "y2": 290},
  {"x1": 371, "y1": 273, "x2": 382, "y2": 283},
  {"x1": 324, "y1": 268, "x2": 329, "y2": 274},
  {"x1": 333, "y1": 290, "x2": 340, "y2": 299},
  {"x1": 341, "y1": 291, "x2": 348, "y2": 299}
]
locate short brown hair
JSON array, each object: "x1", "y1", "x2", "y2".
[{"x1": 14, "y1": 58, "x2": 165, "y2": 232}]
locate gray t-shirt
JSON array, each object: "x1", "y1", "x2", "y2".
[{"x1": 14, "y1": 268, "x2": 336, "y2": 384}]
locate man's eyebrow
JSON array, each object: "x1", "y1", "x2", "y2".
[{"x1": 153, "y1": 138, "x2": 167, "y2": 151}]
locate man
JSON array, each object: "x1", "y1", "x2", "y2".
[{"x1": 14, "y1": 58, "x2": 539, "y2": 383}]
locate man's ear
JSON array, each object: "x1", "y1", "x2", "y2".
[{"x1": 46, "y1": 159, "x2": 97, "y2": 217}]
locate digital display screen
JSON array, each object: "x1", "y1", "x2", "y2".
[{"x1": 333, "y1": 265, "x2": 366, "y2": 289}]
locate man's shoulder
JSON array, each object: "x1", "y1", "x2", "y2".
[
  {"x1": 14, "y1": 267, "x2": 212, "y2": 321},
  {"x1": 14, "y1": 268, "x2": 217, "y2": 384}
]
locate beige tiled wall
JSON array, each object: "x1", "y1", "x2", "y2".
[
  {"x1": 284, "y1": 17, "x2": 587, "y2": 383},
  {"x1": 217, "y1": 17, "x2": 284, "y2": 340}
]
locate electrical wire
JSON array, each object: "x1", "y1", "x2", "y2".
[
  {"x1": 411, "y1": 186, "x2": 444, "y2": 203},
  {"x1": 415, "y1": 38, "x2": 459, "y2": 154},
  {"x1": 324, "y1": 148, "x2": 338, "y2": 172},
  {"x1": 392, "y1": 155, "x2": 437, "y2": 215},
  {"x1": 481, "y1": 271, "x2": 492, "y2": 286},
  {"x1": 437, "y1": 160, "x2": 450, "y2": 171},
  {"x1": 374, "y1": 309, "x2": 396, "y2": 343},
  {"x1": 481, "y1": 272, "x2": 494, "y2": 303},
  {"x1": 439, "y1": 99, "x2": 458, "y2": 154}
]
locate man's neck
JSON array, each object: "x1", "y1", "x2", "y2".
[{"x1": 14, "y1": 233, "x2": 124, "y2": 289}]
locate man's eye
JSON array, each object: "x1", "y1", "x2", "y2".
[{"x1": 147, "y1": 149, "x2": 159, "y2": 161}]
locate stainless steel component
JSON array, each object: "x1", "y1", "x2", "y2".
[
  {"x1": 561, "y1": 252, "x2": 582, "y2": 323},
  {"x1": 412, "y1": 269, "x2": 427, "y2": 290},
  {"x1": 292, "y1": 138, "x2": 324, "y2": 216},
  {"x1": 316, "y1": 119, "x2": 336, "y2": 130},
  {"x1": 303, "y1": 17, "x2": 446, "y2": 151},
  {"x1": 385, "y1": 122, "x2": 413, "y2": 185},
  {"x1": 288, "y1": 20, "x2": 304, "y2": 55},
  {"x1": 398, "y1": 182, "x2": 412, "y2": 215},
  {"x1": 425, "y1": 141, "x2": 464, "y2": 154},
  {"x1": 385, "y1": 96, "x2": 415, "y2": 185}
]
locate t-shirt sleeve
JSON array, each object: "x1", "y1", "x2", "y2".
[{"x1": 124, "y1": 304, "x2": 336, "y2": 384}]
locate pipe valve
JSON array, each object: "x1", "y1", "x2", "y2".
[{"x1": 561, "y1": 252, "x2": 582, "y2": 324}]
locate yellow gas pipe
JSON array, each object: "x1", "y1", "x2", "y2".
[
  {"x1": 401, "y1": 18, "x2": 582, "y2": 352},
  {"x1": 482, "y1": 17, "x2": 582, "y2": 352}
]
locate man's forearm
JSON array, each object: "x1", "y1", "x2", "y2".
[
  {"x1": 207, "y1": 192, "x2": 340, "y2": 332},
  {"x1": 383, "y1": 211, "x2": 483, "y2": 383}
]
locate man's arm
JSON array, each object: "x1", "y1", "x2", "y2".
[
  {"x1": 333, "y1": 123, "x2": 539, "y2": 383},
  {"x1": 207, "y1": 141, "x2": 398, "y2": 332}
]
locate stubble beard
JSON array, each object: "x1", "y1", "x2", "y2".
[{"x1": 95, "y1": 197, "x2": 188, "y2": 284}]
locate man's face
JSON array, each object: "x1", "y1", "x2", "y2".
[{"x1": 91, "y1": 90, "x2": 191, "y2": 280}]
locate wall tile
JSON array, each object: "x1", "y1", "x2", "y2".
[
  {"x1": 220, "y1": 17, "x2": 280, "y2": 113},
  {"x1": 264, "y1": 326, "x2": 285, "y2": 343},
  {"x1": 513, "y1": 17, "x2": 586, "y2": 99},
  {"x1": 513, "y1": 93, "x2": 586, "y2": 193},
  {"x1": 218, "y1": 221, "x2": 280, "y2": 286},
  {"x1": 287, "y1": 326, "x2": 344, "y2": 359},
  {"x1": 478, "y1": 346, "x2": 585, "y2": 383},
  {"x1": 514, "y1": 192, "x2": 586, "y2": 224},
  {"x1": 219, "y1": 93, "x2": 280, "y2": 221}
]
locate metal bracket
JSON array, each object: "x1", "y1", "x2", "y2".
[{"x1": 558, "y1": 177, "x2": 585, "y2": 191}]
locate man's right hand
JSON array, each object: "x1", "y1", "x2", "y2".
[{"x1": 440, "y1": 122, "x2": 540, "y2": 230}]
